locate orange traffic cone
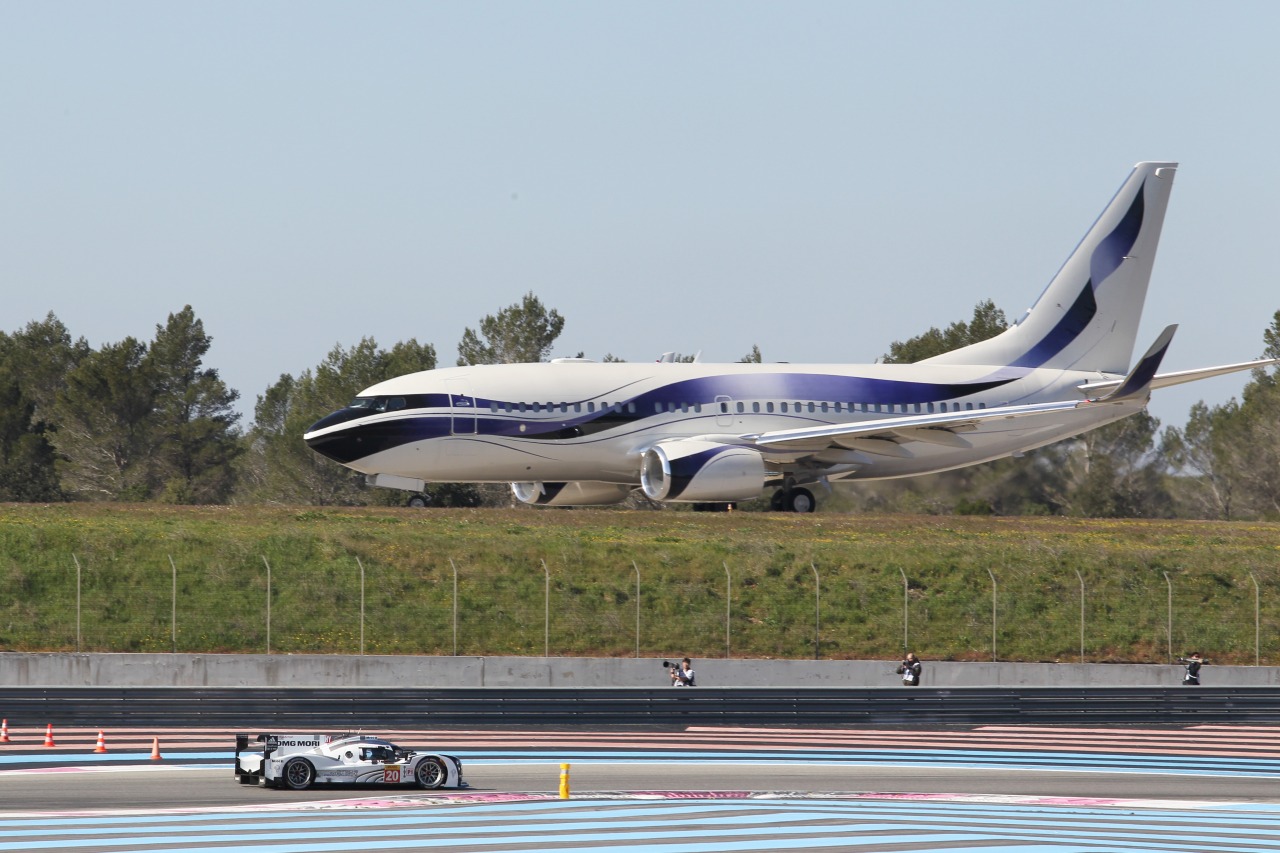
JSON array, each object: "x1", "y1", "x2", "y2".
[
  {"x1": 0, "y1": 719, "x2": 10, "y2": 743},
  {"x1": 43, "y1": 724, "x2": 55, "y2": 748},
  {"x1": 94, "y1": 730, "x2": 107, "y2": 753},
  {"x1": 150, "y1": 736, "x2": 162, "y2": 760}
]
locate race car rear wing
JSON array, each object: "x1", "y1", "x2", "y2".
[
  {"x1": 234, "y1": 733, "x2": 263, "y2": 780},
  {"x1": 234, "y1": 733, "x2": 332, "y2": 781}
]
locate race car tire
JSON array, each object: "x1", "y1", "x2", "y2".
[
  {"x1": 283, "y1": 758, "x2": 315, "y2": 790},
  {"x1": 415, "y1": 757, "x2": 447, "y2": 789}
]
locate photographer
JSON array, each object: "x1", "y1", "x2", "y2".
[
  {"x1": 664, "y1": 657, "x2": 696, "y2": 687},
  {"x1": 896, "y1": 652, "x2": 922, "y2": 687},
  {"x1": 1178, "y1": 652, "x2": 1206, "y2": 686}
]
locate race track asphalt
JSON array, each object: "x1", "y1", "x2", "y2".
[{"x1": 3, "y1": 725, "x2": 1278, "y2": 852}]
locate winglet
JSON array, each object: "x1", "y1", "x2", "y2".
[{"x1": 1092, "y1": 324, "x2": 1177, "y2": 402}]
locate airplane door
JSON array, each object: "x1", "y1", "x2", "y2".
[
  {"x1": 445, "y1": 378, "x2": 477, "y2": 435},
  {"x1": 715, "y1": 395, "x2": 734, "y2": 428}
]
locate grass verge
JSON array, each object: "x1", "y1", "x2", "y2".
[{"x1": 1, "y1": 504, "x2": 1277, "y2": 664}]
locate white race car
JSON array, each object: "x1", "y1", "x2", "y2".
[{"x1": 235, "y1": 732, "x2": 465, "y2": 790}]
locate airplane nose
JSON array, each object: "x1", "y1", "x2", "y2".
[
  {"x1": 304, "y1": 427, "x2": 363, "y2": 464},
  {"x1": 303, "y1": 409, "x2": 372, "y2": 464}
]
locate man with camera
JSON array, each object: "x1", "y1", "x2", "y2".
[
  {"x1": 1178, "y1": 652, "x2": 1206, "y2": 686},
  {"x1": 896, "y1": 652, "x2": 922, "y2": 687},
  {"x1": 664, "y1": 657, "x2": 696, "y2": 686}
]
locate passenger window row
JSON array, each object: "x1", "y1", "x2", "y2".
[
  {"x1": 486, "y1": 399, "x2": 989, "y2": 415},
  {"x1": 489, "y1": 401, "x2": 637, "y2": 414},
  {"x1": 715, "y1": 400, "x2": 987, "y2": 415}
]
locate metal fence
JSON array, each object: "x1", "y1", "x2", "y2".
[{"x1": 3, "y1": 550, "x2": 1278, "y2": 665}]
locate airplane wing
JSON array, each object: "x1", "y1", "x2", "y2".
[
  {"x1": 746, "y1": 326, "x2": 1179, "y2": 456},
  {"x1": 747, "y1": 398, "x2": 1090, "y2": 455}
]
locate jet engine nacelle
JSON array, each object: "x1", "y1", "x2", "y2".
[
  {"x1": 511, "y1": 481, "x2": 632, "y2": 507},
  {"x1": 640, "y1": 440, "x2": 765, "y2": 502}
]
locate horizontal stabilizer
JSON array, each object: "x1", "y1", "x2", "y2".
[
  {"x1": 1091, "y1": 324, "x2": 1176, "y2": 402},
  {"x1": 1078, "y1": 356, "x2": 1280, "y2": 397}
]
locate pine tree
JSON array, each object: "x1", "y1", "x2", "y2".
[
  {"x1": 457, "y1": 292, "x2": 565, "y2": 365},
  {"x1": 882, "y1": 300, "x2": 1008, "y2": 363},
  {"x1": 51, "y1": 338, "x2": 157, "y2": 500},
  {"x1": 0, "y1": 343, "x2": 62, "y2": 501},
  {"x1": 0, "y1": 314, "x2": 89, "y2": 501},
  {"x1": 147, "y1": 306, "x2": 242, "y2": 503},
  {"x1": 1163, "y1": 310, "x2": 1280, "y2": 519}
]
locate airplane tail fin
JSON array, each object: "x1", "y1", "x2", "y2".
[{"x1": 923, "y1": 161, "x2": 1178, "y2": 374}]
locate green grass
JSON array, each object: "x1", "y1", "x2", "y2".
[{"x1": 1, "y1": 504, "x2": 1278, "y2": 663}]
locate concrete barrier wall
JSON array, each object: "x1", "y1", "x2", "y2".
[{"x1": 2, "y1": 652, "x2": 1278, "y2": 688}]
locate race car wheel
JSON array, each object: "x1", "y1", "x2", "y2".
[
  {"x1": 415, "y1": 757, "x2": 447, "y2": 789},
  {"x1": 283, "y1": 758, "x2": 315, "y2": 790}
]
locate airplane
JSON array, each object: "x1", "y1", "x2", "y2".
[{"x1": 304, "y1": 162, "x2": 1277, "y2": 513}]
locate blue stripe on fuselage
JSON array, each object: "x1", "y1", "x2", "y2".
[{"x1": 305, "y1": 372, "x2": 1020, "y2": 465}]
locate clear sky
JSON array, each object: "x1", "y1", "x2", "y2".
[{"x1": 4, "y1": 2, "x2": 1278, "y2": 432}]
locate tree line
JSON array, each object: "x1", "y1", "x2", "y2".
[
  {"x1": 0, "y1": 308, "x2": 240, "y2": 503},
  {"x1": 1, "y1": 294, "x2": 1277, "y2": 519}
]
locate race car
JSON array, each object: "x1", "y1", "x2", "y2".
[{"x1": 234, "y1": 732, "x2": 465, "y2": 790}]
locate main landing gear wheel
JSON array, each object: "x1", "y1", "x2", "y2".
[
  {"x1": 283, "y1": 757, "x2": 315, "y2": 790},
  {"x1": 416, "y1": 757, "x2": 447, "y2": 789},
  {"x1": 787, "y1": 488, "x2": 816, "y2": 513},
  {"x1": 772, "y1": 487, "x2": 816, "y2": 513}
]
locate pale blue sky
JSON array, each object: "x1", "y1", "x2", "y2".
[{"x1": 4, "y1": 2, "x2": 1278, "y2": 432}]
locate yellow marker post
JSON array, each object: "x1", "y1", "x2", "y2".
[{"x1": 559, "y1": 762, "x2": 571, "y2": 799}]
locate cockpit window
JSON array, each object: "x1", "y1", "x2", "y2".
[{"x1": 348, "y1": 396, "x2": 408, "y2": 413}]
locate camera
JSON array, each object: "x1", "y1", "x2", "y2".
[{"x1": 663, "y1": 659, "x2": 695, "y2": 686}]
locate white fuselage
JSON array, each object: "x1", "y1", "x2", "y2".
[{"x1": 304, "y1": 359, "x2": 1136, "y2": 487}]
